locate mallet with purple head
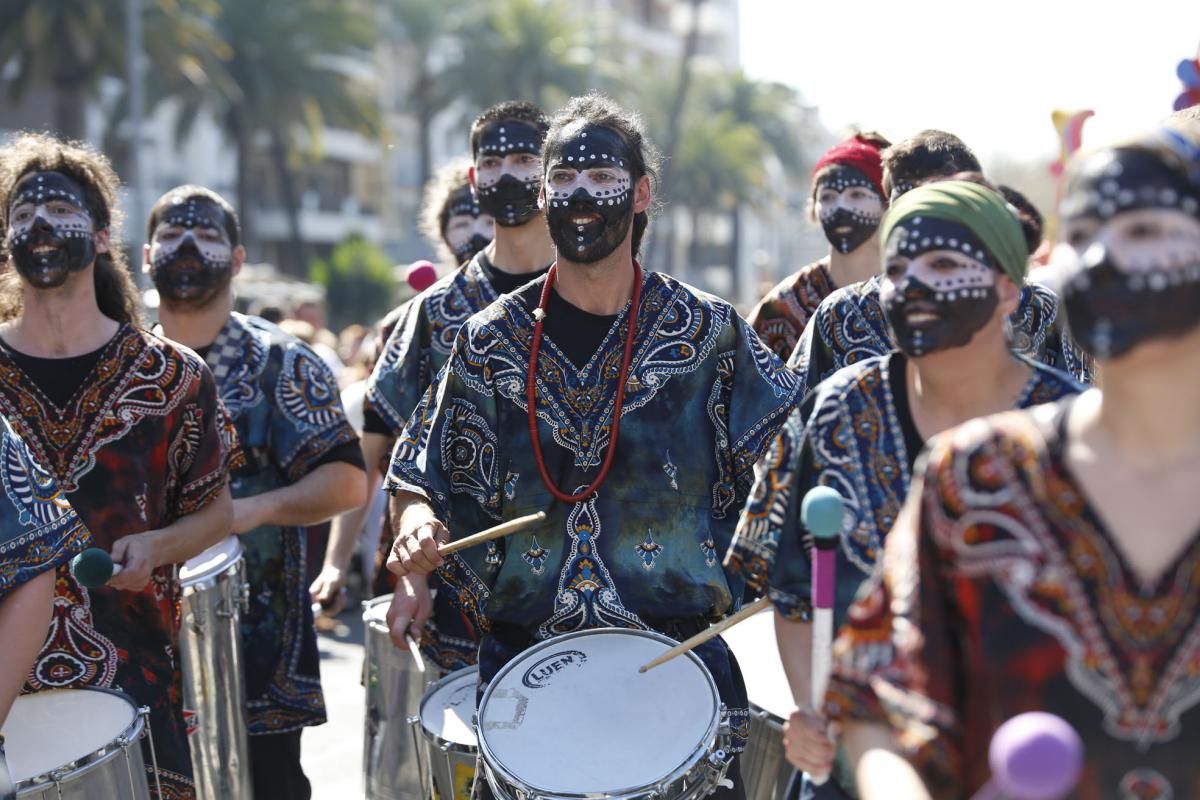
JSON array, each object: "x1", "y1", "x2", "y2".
[
  {"x1": 801, "y1": 485, "x2": 845, "y2": 788},
  {"x1": 972, "y1": 712, "x2": 1084, "y2": 800}
]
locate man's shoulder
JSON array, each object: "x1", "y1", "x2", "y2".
[{"x1": 812, "y1": 352, "x2": 892, "y2": 407}]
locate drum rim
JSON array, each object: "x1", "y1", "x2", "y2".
[
  {"x1": 361, "y1": 593, "x2": 393, "y2": 634},
  {"x1": 179, "y1": 537, "x2": 245, "y2": 591},
  {"x1": 417, "y1": 665, "x2": 480, "y2": 752},
  {"x1": 476, "y1": 627, "x2": 722, "y2": 800},
  {"x1": 9, "y1": 687, "x2": 145, "y2": 789}
]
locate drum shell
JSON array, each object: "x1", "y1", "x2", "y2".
[
  {"x1": 741, "y1": 708, "x2": 790, "y2": 800},
  {"x1": 411, "y1": 666, "x2": 479, "y2": 800},
  {"x1": 179, "y1": 550, "x2": 253, "y2": 800},
  {"x1": 363, "y1": 594, "x2": 430, "y2": 800},
  {"x1": 10, "y1": 689, "x2": 152, "y2": 800}
]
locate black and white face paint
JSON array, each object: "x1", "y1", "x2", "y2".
[
  {"x1": 881, "y1": 216, "x2": 1000, "y2": 357},
  {"x1": 1058, "y1": 144, "x2": 1200, "y2": 359},
  {"x1": 474, "y1": 120, "x2": 543, "y2": 227},
  {"x1": 544, "y1": 123, "x2": 635, "y2": 264},
  {"x1": 443, "y1": 185, "x2": 494, "y2": 264},
  {"x1": 6, "y1": 171, "x2": 97, "y2": 289},
  {"x1": 149, "y1": 196, "x2": 235, "y2": 307},
  {"x1": 815, "y1": 165, "x2": 884, "y2": 254}
]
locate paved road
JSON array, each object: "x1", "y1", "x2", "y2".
[{"x1": 304, "y1": 609, "x2": 369, "y2": 799}]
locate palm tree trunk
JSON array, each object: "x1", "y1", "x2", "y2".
[
  {"x1": 53, "y1": 85, "x2": 88, "y2": 141},
  {"x1": 728, "y1": 204, "x2": 742, "y2": 303},
  {"x1": 644, "y1": 0, "x2": 704, "y2": 266},
  {"x1": 231, "y1": 112, "x2": 256, "y2": 256},
  {"x1": 270, "y1": 127, "x2": 307, "y2": 276},
  {"x1": 415, "y1": 51, "x2": 434, "y2": 190},
  {"x1": 688, "y1": 207, "x2": 703, "y2": 276}
]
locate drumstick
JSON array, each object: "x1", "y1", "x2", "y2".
[
  {"x1": 971, "y1": 713, "x2": 1083, "y2": 800},
  {"x1": 404, "y1": 634, "x2": 427, "y2": 674},
  {"x1": 638, "y1": 596, "x2": 771, "y2": 673},
  {"x1": 802, "y1": 485, "x2": 846, "y2": 788},
  {"x1": 437, "y1": 511, "x2": 547, "y2": 556}
]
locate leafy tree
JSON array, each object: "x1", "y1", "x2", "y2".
[{"x1": 309, "y1": 234, "x2": 396, "y2": 331}]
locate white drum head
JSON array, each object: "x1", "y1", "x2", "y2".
[
  {"x1": 363, "y1": 593, "x2": 391, "y2": 632},
  {"x1": 1, "y1": 689, "x2": 136, "y2": 782},
  {"x1": 180, "y1": 535, "x2": 243, "y2": 584},
  {"x1": 479, "y1": 629, "x2": 719, "y2": 794},
  {"x1": 720, "y1": 609, "x2": 792, "y2": 719},
  {"x1": 420, "y1": 666, "x2": 478, "y2": 746}
]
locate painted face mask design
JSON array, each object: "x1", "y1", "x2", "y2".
[
  {"x1": 6, "y1": 171, "x2": 97, "y2": 289},
  {"x1": 882, "y1": 216, "x2": 999, "y2": 356},
  {"x1": 1059, "y1": 144, "x2": 1200, "y2": 359},
  {"x1": 815, "y1": 165, "x2": 884, "y2": 253},
  {"x1": 474, "y1": 120, "x2": 543, "y2": 227},
  {"x1": 443, "y1": 185, "x2": 494, "y2": 264},
  {"x1": 149, "y1": 196, "x2": 235, "y2": 306},
  {"x1": 544, "y1": 124, "x2": 634, "y2": 264}
]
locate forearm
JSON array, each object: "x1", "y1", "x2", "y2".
[
  {"x1": 388, "y1": 490, "x2": 437, "y2": 539},
  {"x1": 155, "y1": 485, "x2": 233, "y2": 564},
  {"x1": 323, "y1": 465, "x2": 381, "y2": 571},
  {"x1": 775, "y1": 610, "x2": 814, "y2": 707},
  {"x1": 253, "y1": 461, "x2": 368, "y2": 529},
  {"x1": 842, "y1": 721, "x2": 931, "y2": 800},
  {"x1": 0, "y1": 570, "x2": 54, "y2": 725}
]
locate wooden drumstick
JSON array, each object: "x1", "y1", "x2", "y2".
[
  {"x1": 638, "y1": 596, "x2": 772, "y2": 673},
  {"x1": 437, "y1": 511, "x2": 548, "y2": 556}
]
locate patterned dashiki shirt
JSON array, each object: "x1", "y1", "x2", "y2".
[
  {"x1": 386, "y1": 269, "x2": 803, "y2": 750},
  {"x1": 788, "y1": 277, "x2": 1093, "y2": 399},
  {"x1": 202, "y1": 313, "x2": 359, "y2": 734},
  {"x1": 367, "y1": 251, "x2": 546, "y2": 670},
  {"x1": 0, "y1": 413, "x2": 92, "y2": 597},
  {"x1": 0, "y1": 324, "x2": 229, "y2": 800},
  {"x1": 747, "y1": 258, "x2": 836, "y2": 360},
  {"x1": 824, "y1": 400, "x2": 1200, "y2": 799},
  {"x1": 727, "y1": 351, "x2": 1082, "y2": 629}
]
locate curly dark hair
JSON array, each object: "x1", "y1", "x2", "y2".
[
  {"x1": 469, "y1": 101, "x2": 550, "y2": 159},
  {"x1": 418, "y1": 158, "x2": 476, "y2": 266},
  {"x1": 146, "y1": 184, "x2": 241, "y2": 248},
  {"x1": 882, "y1": 130, "x2": 982, "y2": 200},
  {"x1": 0, "y1": 132, "x2": 141, "y2": 325},
  {"x1": 542, "y1": 93, "x2": 663, "y2": 257}
]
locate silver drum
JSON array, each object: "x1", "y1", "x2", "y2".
[
  {"x1": 409, "y1": 666, "x2": 478, "y2": 800},
  {"x1": 363, "y1": 593, "x2": 429, "y2": 800},
  {"x1": 2, "y1": 688, "x2": 155, "y2": 799},
  {"x1": 179, "y1": 535, "x2": 253, "y2": 800},
  {"x1": 721, "y1": 610, "x2": 793, "y2": 800},
  {"x1": 478, "y1": 628, "x2": 733, "y2": 800}
]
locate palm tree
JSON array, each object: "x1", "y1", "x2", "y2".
[
  {"x1": 157, "y1": 0, "x2": 380, "y2": 272},
  {"x1": 0, "y1": 0, "x2": 220, "y2": 140},
  {"x1": 446, "y1": 0, "x2": 591, "y2": 116}
]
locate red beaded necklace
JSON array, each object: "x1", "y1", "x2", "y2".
[{"x1": 526, "y1": 260, "x2": 643, "y2": 504}]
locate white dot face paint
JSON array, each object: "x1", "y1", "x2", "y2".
[
  {"x1": 473, "y1": 119, "x2": 544, "y2": 226},
  {"x1": 148, "y1": 196, "x2": 236, "y2": 305},
  {"x1": 444, "y1": 212, "x2": 496, "y2": 252},
  {"x1": 814, "y1": 164, "x2": 884, "y2": 254},
  {"x1": 6, "y1": 171, "x2": 98, "y2": 288},
  {"x1": 543, "y1": 122, "x2": 637, "y2": 263}
]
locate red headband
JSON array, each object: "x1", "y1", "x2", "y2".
[{"x1": 812, "y1": 135, "x2": 886, "y2": 200}]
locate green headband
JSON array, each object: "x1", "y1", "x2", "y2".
[{"x1": 879, "y1": 180, "x2": 1028, "y2": 285}]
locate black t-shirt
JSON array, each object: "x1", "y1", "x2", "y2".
[
  {"x1": 0, "y1": 337, "x2": 108, "y2": 408},
  {"x1": 887, "y1": 352, "x2": 927, "y2": 471},
  {"x1": 541, "y1": 288, "x2": 620, "y2": 370},
  {"x1": 479, "y1": 254, "x2": 550, "y2": 296}
]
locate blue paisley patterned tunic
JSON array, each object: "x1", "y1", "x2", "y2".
[
  {"x1": 367, "y1": 253, "x2": 546, "y2": 670},
  {"x1": 202, "y1": 313, "x2": 360, "y2": 734},
  {"x1": 788, "y1": 278, "x2": 1092, "y2": 399},
  {"x1": 386, "y1": 270, "x2": 802, "y2": 749},
  {"x1": 0, "y1": 413, "x2": 92, "y2": 598},
  {"x1": 727, "y1": 351, "x2": 1082, "y2": 627}
]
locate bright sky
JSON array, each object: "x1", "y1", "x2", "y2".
[{"x1": 740, "y1": 1, "x2": 1200, "y2": 165}]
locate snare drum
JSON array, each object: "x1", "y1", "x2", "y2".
[
  {"x1": 1, "y1": 688, "x2": 154, "y2": 799},
  {"x1": 178, "y1": 535, "x2": 252, "y2": 800},
  {"x1": 478, "y1": 628, "x2": 733, "y2": 800},
  {"x1": 363, "y1": 594, "x2": 429, "y2": 800},
  {"x1": 721, "y1": 610, "x2": 793, "y2": 800},
  {"x1": 409, "y1": 667, "x2": 478, "y2": 800}
]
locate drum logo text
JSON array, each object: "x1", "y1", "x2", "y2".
[{"x1": 521, "y1": 650, "x2": 588, "y2": 689}]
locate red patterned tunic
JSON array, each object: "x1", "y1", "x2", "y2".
[
  {"x1": 824, "y1": 400, "x2": 1200, "y2": 799},
  {"x1": 0, "y1": 324, "x2": 229, "y2": 800},
  {"x1": 747, "y1": 258, "x2": 835, "y2": 360}
]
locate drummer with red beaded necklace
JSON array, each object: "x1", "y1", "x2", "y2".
[{"x1": 386, "y1": 93, "x2": 803, "y2": 800}]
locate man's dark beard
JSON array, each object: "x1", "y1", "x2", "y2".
[{"x1": 546, "y1": 190, "x2": 632, "y2": 264}]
